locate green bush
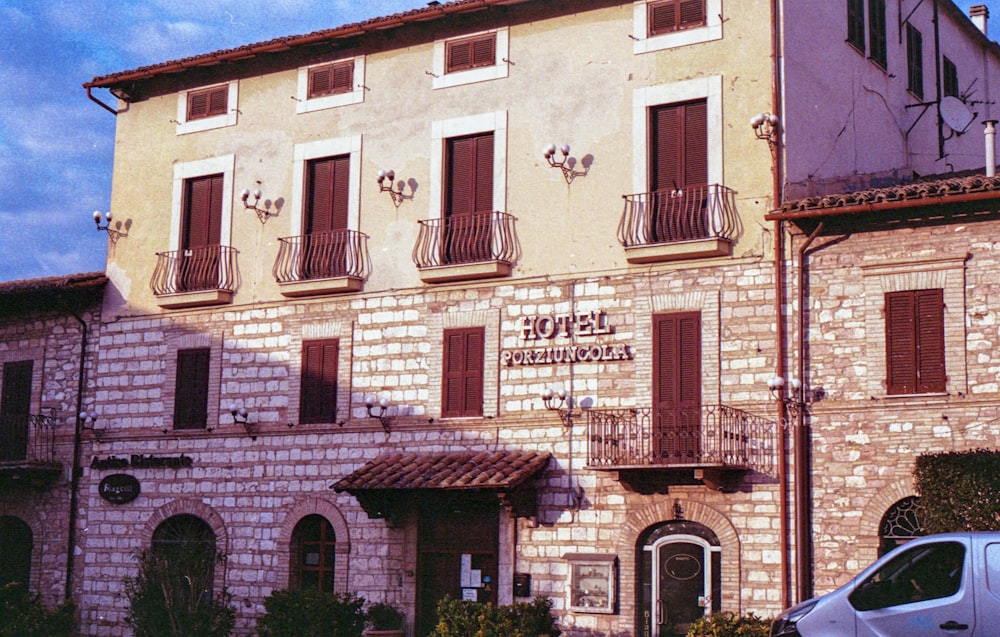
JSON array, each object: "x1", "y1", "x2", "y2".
[
  {"x1": 429, "y1": 596, "x2": 560, "y2": 637},
  {"x1": 124, "y1": 549, "x2": 235, "y2": 637},
  {"x1": 256, "y1": 589, "x2": 365, "y2": 637},
  {"x1": 365, "y1": 601, "x2": 405, "y2": 630},
  {"x1": 686, "y1": 611, "x2": 770, "y2": 637},
  {"x1": 0, "y1": 582, "x2": 75, "y2": 637},
  {"x1": 915, "y1": 449, "x2": 1000, "y2": 533}
]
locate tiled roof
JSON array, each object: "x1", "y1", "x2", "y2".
[
  {"x1": 0, "y1": 271, "x2": 107, "y2": 296},
  {"x1": 331, "y1": 450, "x2": 551, "y2": 492},
  {"x1": 0, "y1": 272, "x2": 107, "y2": 318},
  {"x1": 769, "y1": 173, "x2": 1000, "y2": 220},
  {"x1": 86, "y1": 0, "x2": 527, "y2": 89}
]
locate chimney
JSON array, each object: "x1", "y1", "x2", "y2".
[{"x1": 971, "y1": 5, "x2": 989, "y2": 37}]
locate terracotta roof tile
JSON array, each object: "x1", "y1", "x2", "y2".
[{"x1": 331, "y1": 449, "x2": 551, "y2": 492}]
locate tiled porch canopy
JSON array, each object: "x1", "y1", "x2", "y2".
[{"x1": 331, "y1": 450, "x2": 551, "y2": 523}]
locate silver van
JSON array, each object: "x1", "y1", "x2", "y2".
[{"x1": 771, "y1": 532, "x2": 1000, "y2": 636}]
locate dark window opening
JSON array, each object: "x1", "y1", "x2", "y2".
[
  {"x1": 879, "y1": 496, "x2": 925, "y2": 556},
  {"x1": 868, "y1": 0, "x2": 887, "y2": 68},
  {"x1": 300, "y1": 340, "x2": 339, "y2": 425},
  {"x1": 0, "y1": 516, "x2": 32, "y2": 588},
  {"x1": 847, "y1": 0, "x2": 866, "y2": 51},
  {"x1": 943, "y1": 56, "x2": 959, "y2": 98},
  {"x1": 0, "y1": 360, "x2": 32, "y2": 462},
  {"x1": 174, "y1": 348, "x2": 210, "y2": 429},
  {"x1": 906, "y1": 24, "x2": 923, "y2": 98},
  {"x1": 290, "y1": 515, "x2": 336, "y2": 592}
]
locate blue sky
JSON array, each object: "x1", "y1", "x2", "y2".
[{"x1": 0, "y1": 0, "x2": 997, "y2": 282}]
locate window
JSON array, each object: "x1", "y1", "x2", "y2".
[
  {"x1": 847, "y1": 0, "x2": 865, "y2": 51},
  {"x1": 649, "y1": 100, "x2": 708, "y2": 242},
  {"x1": 446, "y1": 33, "x2": 496, "y2": 73},
  {"x1": 290, "y1": 515, "x2": 336, "y2": 591},
  {"x1": 178, "y1": 174, "x2": 224, "y2": 292},
  {"x1": 308, "y1": 61, "x2": 353, "y2": 98},
  {"x1": 879, "y1": 496, "x2": 924, "y2": 556},
  {"x1": 943, "y1": 56, "x2": 959, "y2": 98},
  {"x1": 647, "y1": 0, "x2": 705, "y2": 36},
  {"x1": 850, "y1": 541, "x2": 964, "y2": 610},
  {"x1": 301, "y1": 156, "x2": 350, "y2": 279},
  {"x1": 906, "y1": 24, "x2": 923, "y2": 98},
  {"x1": 885, "y1": 289, "x2": 945, "y2": 395},
  {"x1": 442, "y1": 327, "x2": 484, "y2": 418},
  {"x1": 300, "y1": 340, "x2": 339, "y2": 425},
  {"x1": 653, "y1": 312, "x2": 701, "y2": 463},
  {"x1": 0, "y1": 516, "x2": 31, "y2": 588},
  {"x1": 444, "y1": 133, "x2": 494, "y2": 264},
  {"x1": 174, "y1": 348, "x2": 210, "y2": 429},
  {"x1": 187, "y1": 86, "x2": 228, "y2": 121},
  {"x1": 868, "y1": 0, "x2": 887, "y2": 68},
  {"x1": 151, "y1": 515, "x2": 218, "y2": 598},
  {"x1": 0, "y1": 360, "x2": 32, "y2": 462}
]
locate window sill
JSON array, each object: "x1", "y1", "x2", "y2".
[
  {"x1": 279, "y1": 276, "x2": 363, "y2": 297},
  {"x1": 155, "y1": 289, "x2": 233, "y2": 309},
  {"x1": 623, "y1": 237, "x2": 731, "y2": 264},
  {"x1": 419, "y1": 261, "x2": 511, "y2": 284}
]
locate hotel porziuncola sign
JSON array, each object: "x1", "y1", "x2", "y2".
[{"x1": 501, "y1": 310, "x2": 633, "y2": 366}]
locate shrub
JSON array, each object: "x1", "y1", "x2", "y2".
[
  {"x1": 429, "y1": 596, "x2": 560, "y2": 637},
  {"x1": 915, "y1": 449, "x2": 1000, "y2": 533},
  {"x1": 365, "y1": 601, "x2": 405, "y2": 630},
  {"x1": 124, "y1": 549, "x2": 235, "y2": 637},
  {"x1": 0, "y1": 582, "x2": 75, "y2": 637},
  {"x1": 686, "y1": 611, "x2": 771, "y2": 637},
  {"x1": 256, "y1": 589, "x2": 365, "y2": 637}
]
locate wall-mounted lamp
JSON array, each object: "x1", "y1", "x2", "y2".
[
  {"x1": 365, "y1": 395, "x2": 392, "y2": 432},
  {"x1": 751, "y1": 112, "x2": 781, "y2": 151},
  {"x1": 240, "y1": 181, "x2": 276, "y2": 224},
  {"x1": 79, "y1": 410, "x2": 101, "y2": 433},
  {"x1": 229, "y1": 404, "x2": 258, "y2": 439},
  {"x1": 376, "y1": 169, "x2": 406, "y2": 207},
  {"x1": 540, "y1": 387, "x2": 579, "y2": 428},
  {"x1": 542, "y1": 143, "x2": 578, "y2": 183},
  {"x1": 93, "y1": 211, "x2": 125, "y2": 244},
  {"x1": 768, "y1": 375, "x2": 803, "y2": 420}
]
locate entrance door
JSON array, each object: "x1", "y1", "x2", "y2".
[{"x1": 655, "y1": 539, "x2": 708, "y2": 636}]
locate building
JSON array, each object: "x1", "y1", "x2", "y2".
[{"x1": 0, "y1": 0, "x2": 995, "y2": 635}]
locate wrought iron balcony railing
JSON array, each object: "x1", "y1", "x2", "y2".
[
  {"x1": 273, "y1": 229, "x2": 370, "y2": 283},
  {"x1": 618, "y1": 184, "x2": 739, "y2": 247},
  {"x1": 0, "y1": 414, "x2": 58, "y2": 466},
  {"x1": 413, "y1": 211, "x2": 518, "y2": 269},
  {"x1": 150, "y1": 245, "x2": 239, "y2": 296},
  {"x1": 586, "y1": 405, "x2": 775, "y2": 475}
]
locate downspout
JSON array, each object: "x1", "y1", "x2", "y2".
[
  {"x1": 86, "y1": 86, "x2": 118, "y2": 116},
  {"x1": 66, "y1": 314, "x2": 89, "y2": 602},
  {"x1": 770, "y1": 0, "x2": 792, "y2": 610},
  {"x1": 795, "y1": 223, "x2": 824, "y2": 604}
]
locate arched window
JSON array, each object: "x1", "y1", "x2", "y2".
[
  {"x1": 290, "y1": 514, "x2": 336, "y2": 591},
  {"x1": 0, "y1": 516, "x2": 32, "y2": 587},
  {"x1": 879, "y1": 495, "x2": 924, "y2": 555},
  {"x1": 151, "y1": 514, "x2": 218, "y2": 595}
]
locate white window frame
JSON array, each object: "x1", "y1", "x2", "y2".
[
  {"x1": 175, "y1": 81, "x2": 239, "y2": 135},
  {"x1": 632, "y1": 0, "x2": 723, "y2": 54},
  {"x1": 169, "y1": 155, "x2": 235, "y2": 251},
  {"x1": 295, "y1": 56, "x2": 366, "y2": 114},
  {"x1": 290, "y1": 135, "x2": 363, "y2": 236},
  {"x1": 632, "y1": 76, "x2": 723, "y2": 194},
  {"x1": 430, "y1": 111, "x2": 508, "y2": 219},
  {"x1": 432, "y1": 28, "x2": 510, "y2": 89}
]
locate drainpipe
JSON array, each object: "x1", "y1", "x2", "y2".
[
  {"x1": 66, "y1": 314, "x2": 89, "y2": 602},
  {"x1": 770, "y1": 0, "x2": 792, "y2": 610},
  {"x1": 795, "y1": 223, "x2": 823, "y2": 604},
  {"x1": 986, "y1": 120, "x2": 997, "y2": 177}
]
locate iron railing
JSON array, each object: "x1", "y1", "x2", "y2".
[
  {"x1": 150, "y1": 245, "x2": 239, "y2": 296},
  {"x1": 273, "y1": 229, "x2": 370, "y2": 283},
  {"x1": 618, "y1": 184, "x2": 739, "y2": 247},
  {"x1": 0, "y1": 414, "x2": 57, "y2": 465},
  {"x1": 413, "y1": 211, "x2": 518, "y2": 269},
  {"x1": 586, "y1": 405, "x2": 775, "y2": 475}
]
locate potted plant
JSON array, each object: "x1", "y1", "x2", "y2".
[{"x1": 364, "y1": 601, "x2": 405, "y2": 637}]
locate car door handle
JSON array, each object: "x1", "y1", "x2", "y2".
[{"x1": 940, "y1": 620, "x2": 969, "y2": 631}]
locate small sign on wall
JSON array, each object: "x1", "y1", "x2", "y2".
[{"x1": 98, "y1": 473, "x2": 141, "y2": 504}]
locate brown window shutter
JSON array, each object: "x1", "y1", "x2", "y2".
[
  {"x1": 446, "y1": 33, "x2": 496, "y2": 73},
  {"x1": 869, "y1": 0, "x2": 887, "y2": 68},
  {"x1": 886, "y1": 291, "x2": 916, "y2": 394},
  {"x1": 187, "y1": 86, "x2": 228, "y2": 120},
  {"x1": 678, "y1": 0, "x2": 705, "y2": 28},
  {"x1": 183, "y1": 174, "x2": 223, "y2": 249},
  {"x1": 651, "y1": 100, "x2": 707, "y2": 192},
  {"x1": 943, "y1": 57, "x2": 959, "y2": 98},
  {"x1": 653, "y1": 312, "x2": 701, "y2": 461},
  {"x1": 847, "y1": 0, "x2": 865, "y2": 51},
  {"x1": 306, "y1": 156, "x2": 350, "y2": 233},
  {"x1": 300, "y1": 340, "x2": 339, "y2": 424},
  {"x1": 886, "y1": 289, "x2": 944, "y2": 395},
  {"x1": 446, "y1": 133, "x2": 494, "y2": 217},
  {"x1": 1, "y1": 360, "x2": 32, "y2": 419},
  {"x1": 174, "y1": 348, "x2": 210, "y2": 429},
  {"x1": 649, "y1": 0, "x2": 705, "y2": 36},
  {"x1": 915, "y1": 289, "x2": 945, "y2": 393},
  {"x1": 308, "y1": 62, "x2": 354, "y2": 98},
  {"x1": 906, "y1": 24, "x2": 924, "y2": 98},
  {"x1": 442, "y1": 327, "x2": 484, "y2": 418}
]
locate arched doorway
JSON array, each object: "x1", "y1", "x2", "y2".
[
  {"x1": 289, "y1": 514, "x2": 337, "y2": 591},
  {"x1": 638, "y1": 520, "x2": 721, "y2": 637},
  {"x1": 879, "y1": 495, "x2": 924, "y2": 555},
  {"x1": 0, "y1": 515, "x2": 32, "y2": 587},
  {"x1": 151, "y1": 514, "x2": 218, "y2": 596}
]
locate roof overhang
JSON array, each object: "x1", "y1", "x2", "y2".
[
  {"x1": 0, "y1": 272, "x2": 107, "y2": 318},
  {"x1": 331, "y1": 450, "x2": 551, "y2": 523}
]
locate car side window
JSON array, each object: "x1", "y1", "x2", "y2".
[{"x1": 849, "y1": 541, "x2": 964, "y2": 611}]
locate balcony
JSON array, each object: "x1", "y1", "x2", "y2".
[
  {"x1": 0, "y1": 414, "x2": 61, "y2": 491},
  {"x1": 273, "y1": 230, "x2": 370, "y2": 297},
  {"x1": 618, "y1": 184, "x2": 739, "y2": 263},
  {"x1": 150, "y1": 245, "x2": 239, "y2": 309},
  {"x1": 585, "y1": 404, "x2": 776, "y2": 492},
  {"x1": 413, "y1": 211, "x2": 518, "y2": 283}
]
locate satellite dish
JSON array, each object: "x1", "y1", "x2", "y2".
[{"x1": 940, "y1": 96, "x2": 975, "y2": 133}]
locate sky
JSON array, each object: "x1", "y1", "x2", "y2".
[{"x1": 0, "y1": 0, "x2": 998, "y2": 283}]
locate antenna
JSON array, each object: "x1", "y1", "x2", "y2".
[{"x1": 940, "y1": 96, "x2": 976, "y2": 134}]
